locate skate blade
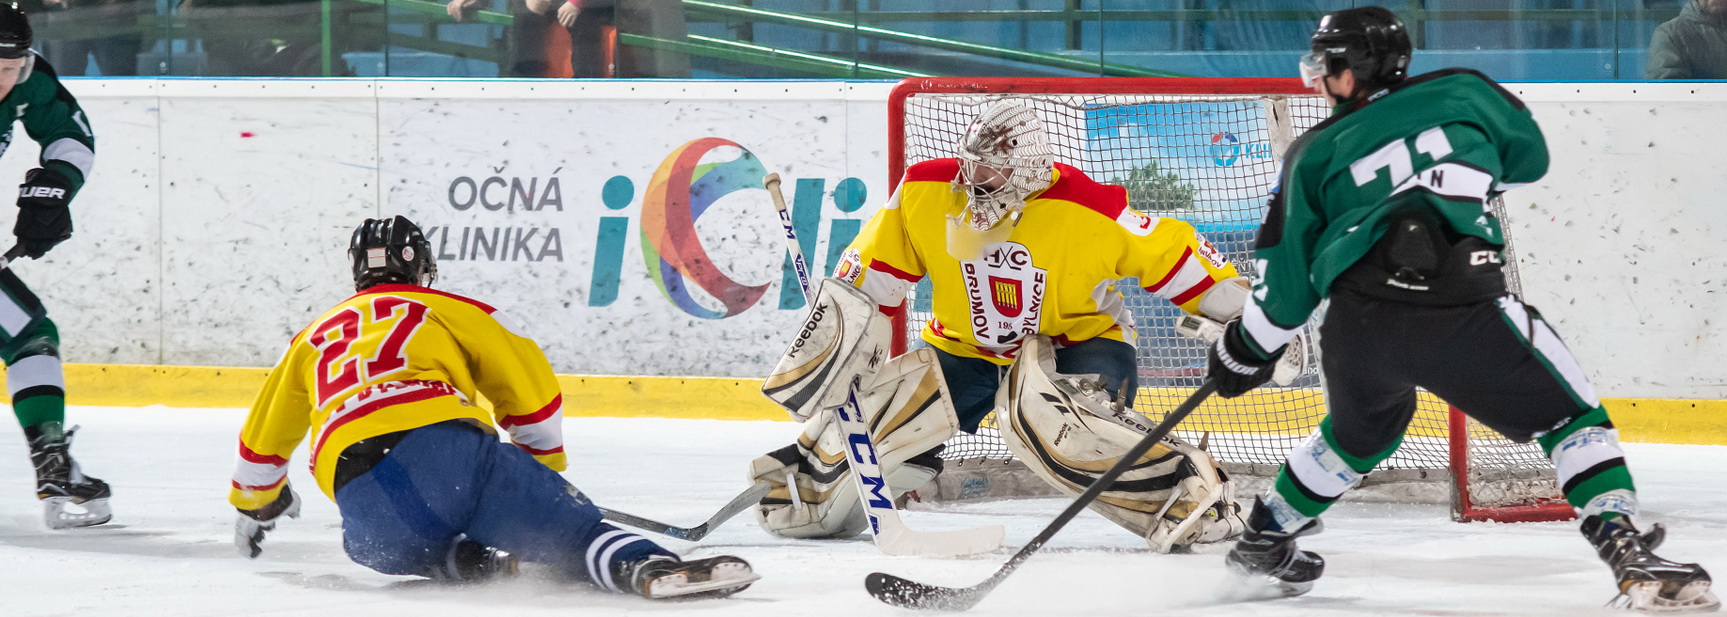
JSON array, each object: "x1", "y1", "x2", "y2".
[
  {"x1": 644, "y1": 561, "x2": 761, "y2": 600},
  {"x1": 1610, "y1": 580, "x2": 1721, "y2": 614},
  {"x1": 1217, "y1": 570, "x2": 1314, "y2": 603},
  {"x1": 43, "y1": 496, "x2": 112, "y2": 530}
]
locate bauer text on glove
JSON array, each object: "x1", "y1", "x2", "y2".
[{"x1": 14, "y1": 167, "x2": 74, "y2": 258}]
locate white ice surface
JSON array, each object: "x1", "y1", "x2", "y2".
[{"x1": 1, "y1": 407, "x2": 1722, "y2": 617}]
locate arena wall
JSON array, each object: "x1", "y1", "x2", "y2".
[{"x1": 5, "y1": 79, "x2": 1721, "y2": 413}]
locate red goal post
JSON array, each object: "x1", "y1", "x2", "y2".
[{"x1": 885, "y1": 76, "x2": 1575, "y2": 524}]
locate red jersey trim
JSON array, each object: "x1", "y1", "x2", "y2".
[
  {"x1": 356, "y1": 284, "x2": 499, "y2": 315},
  {"x1": 1144, "y1": 247, "x2": 1195, "y2": 292},
  {"x1": 1169, "y1": 275, "x2": 1218, "y2": 306},
  {"x1": 869, "y1": 259, "x2": 922, "y2": 283},
  {"x1": 515, "y1": 443, "x2": 566, "y2": 457},
  {"x1": 310, "y1": 387, "x2": 453, "y2": 464},
  {"x1": 1035, "y1": 163, "x2": 1128, "y2": 220},
  {"x1": 903, "y1": 158, "x2": 962, "y2": 184},
  {"x1": 499, "y1": 394, "x2": 562, "y2": 428},
  {"x1": 231, "y1": 476, "x2": 288, "y2": 493},
  {"x1": 238, "y1": 443, "x2": 289, "y2": 466}
]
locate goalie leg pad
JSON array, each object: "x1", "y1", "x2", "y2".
[
  {"x1": 751, "y1": 348, "x2": 959, "y2": 539},
  {"x1": 999, "y1": 336, "x2": 1243, "y2": 553}
]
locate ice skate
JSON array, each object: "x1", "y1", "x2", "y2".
[
  {"x1": 28, "y1": 425, "x2": 112, "y2": 530},
  {"x1": 1583, "y1": 515, "x2": 1719, "y2": 613},
  {"x1": 615, "y1": 555, "x2": 759, "y2": 600},
  {"x1": 1224, "y1": 498, "x2": 1324, "y2": 599}
]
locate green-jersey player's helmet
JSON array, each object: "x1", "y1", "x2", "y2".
[
  {"x1": 1300, "y1": 6, "x2": 1412, "y2": 94},
  {"x1": 0, "y1": 5, "x2": 29, "y2": 60},
  {"x1": 349, "y1": 215, "x2": 437, "y2": 290}
]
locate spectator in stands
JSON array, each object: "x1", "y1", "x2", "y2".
[
  {"x1": 450, "y1": 0, "x2": 563, "y2": 77},
  {"x1": 179, "y1": 0, "x2": 324, "y2": 76},
  {"x1": 522, "y1": 0, "x2": 689, "y2": 78},
  {"x1": 19, "y1": 0, "x2": 144, "y2": 76},
  {"x1": 1647, "y1": 0, "x2": 1727, "y2": 78}
]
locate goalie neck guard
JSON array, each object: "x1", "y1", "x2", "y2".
[{"x1": 349, "y1": 215, "x2": 437, "y2": 290}]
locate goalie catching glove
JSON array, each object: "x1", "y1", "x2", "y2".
[
  {"x1": 1000, "y1": 335, "x2": 1244, "y2": 553},
  {"x1": 1178, "y1": 276, "x2": 1307, "y2": 388}
]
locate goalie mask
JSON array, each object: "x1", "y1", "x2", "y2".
[
  {"x1": 349, "y1": 215, "x2": 437, "y2": 290},
  {"x1": 952, "y1": 100, "x2": 1054, "y2": 233}
]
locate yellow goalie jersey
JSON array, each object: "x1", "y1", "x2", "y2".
[
  {"x1": 838, "y1": 159, "x2": 1239, "y2": 363},
  {"x1": 230, "y1": 284, "x2": 567, "y2": 510}
]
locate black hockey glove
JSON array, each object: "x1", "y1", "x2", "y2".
[
  {"x1": 15, "y1": 168, "x2": 75, "y2": 259},
  {"x1": 1206, "y1": 320, "x2": 1285, "y2": 398},
  {"x1": 235, "y1": 485, "x2": 302, "y2": 559}
]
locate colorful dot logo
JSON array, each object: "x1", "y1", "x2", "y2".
[
  {"x1": 1210, "y1": 131, "x2": 1241, "y2": 167},
  {"x1": 639, "y1": 137, "x2": 771, "y2": 319}
]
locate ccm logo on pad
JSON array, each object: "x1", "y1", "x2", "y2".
[{"x1": 20, "y1": 187, "x2": 66, "y2": 199}]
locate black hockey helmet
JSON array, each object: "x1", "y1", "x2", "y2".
[
  {"x1": 0, "y1": 5, "x2": 30, "y2": 60},
  {"x1": 349, "y1": 215, "x2": 436, "y2": 290},
  {"x1": 1300, "y1": 6, "x2": 1411, "y2": 91}
]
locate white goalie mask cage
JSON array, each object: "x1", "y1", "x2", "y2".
[{"x1": 953, "y1": 100, "x2": 1055, "y2": 231}]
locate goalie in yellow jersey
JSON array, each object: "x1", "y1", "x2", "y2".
[
  {"x1": 752, "y1": 100, "x2": 1267, "y2": 552},
  {"x1": 229, "y1": 216, "x2": 758, "y2": 599}
]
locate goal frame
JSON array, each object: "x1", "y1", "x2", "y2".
[{"x1": 886, "y1": 76, "x2": 1575, "y2": 525}]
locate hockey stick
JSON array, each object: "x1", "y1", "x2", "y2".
[
  {"x1": 865, "y1": 380, "x2": 1220, "y2": 609},
  {"x1": 763, "y1": 173, "x2": 813, "y2": 301},
  {"x1": 597, "y1": 481, "x2": 771, "y2": 541},
  {"x1": 764, "y1": 173, "x2": 1004, "y2": 558},
  {"x1": 0, "y1": 245, "x2": 26, "y2": 270}
]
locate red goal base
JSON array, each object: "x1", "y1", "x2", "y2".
[{"x1": 1449, "y1": 406, "x2": 1577, "y2": 523}]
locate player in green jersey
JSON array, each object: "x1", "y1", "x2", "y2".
[
  {"x1": 0, "y1": 5, "x2": 109, "y2": 530},
  {"x1": 1206, "y1": 6, "x2": 1718, "y2": 613}
]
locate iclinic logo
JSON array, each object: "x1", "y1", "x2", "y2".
[
  {"x1": 587, "y1": 137, "x2": 870, "y2": 319},
  {"x1": 640, "y1": 137, "x2": 771, "y2": 319}
]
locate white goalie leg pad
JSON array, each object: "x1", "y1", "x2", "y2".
[
  {"x1": 749, "y1": 348, "x2": 959, "y2": 539},
  {"x1": 998, "y1": 336, "x2": 1243, "y2": 553},
  {"x1": 761, "y1": 278, "x2": 893, "y2": 422}
]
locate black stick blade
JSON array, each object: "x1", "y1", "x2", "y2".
[{"x1": 865, "y1": 572, "x2": 990, "y2": 611}]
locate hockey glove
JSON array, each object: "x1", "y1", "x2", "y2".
[
  {"x1": 15, "y1": 168, "x2": 74, "y2": 259},
  {"x1": 235, "y1": 485, "x2": 301, "y2": 559},
  {"x1": 1206, "y1": 320, "x2": 1284, "y2": 398}
]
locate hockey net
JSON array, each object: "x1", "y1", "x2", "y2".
[{"x1": 886, "y1": 77, "x2": 1573, "y2": 523}]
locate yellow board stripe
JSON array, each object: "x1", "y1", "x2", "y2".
[{"x1": 19, "y1": 364, "x2": 1727, "y2": 445}]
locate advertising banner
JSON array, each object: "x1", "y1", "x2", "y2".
[{"x1": 377, "y1": 84, "x2": 888, "y2": 376}]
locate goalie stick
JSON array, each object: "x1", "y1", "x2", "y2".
[
  {"x1": 596, "y1": 481, "x2": 771, "y2": 542},
  {"x1": 865, "y1": 380, "x2": 1219, "y2": 609},
  {"x1": 764, "y1": 173, "x2": 1004, "y2": 557}
]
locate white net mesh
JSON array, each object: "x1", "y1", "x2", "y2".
[{"x1": 896, "y1": 86, "x2": 1563, "y2": 517}]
